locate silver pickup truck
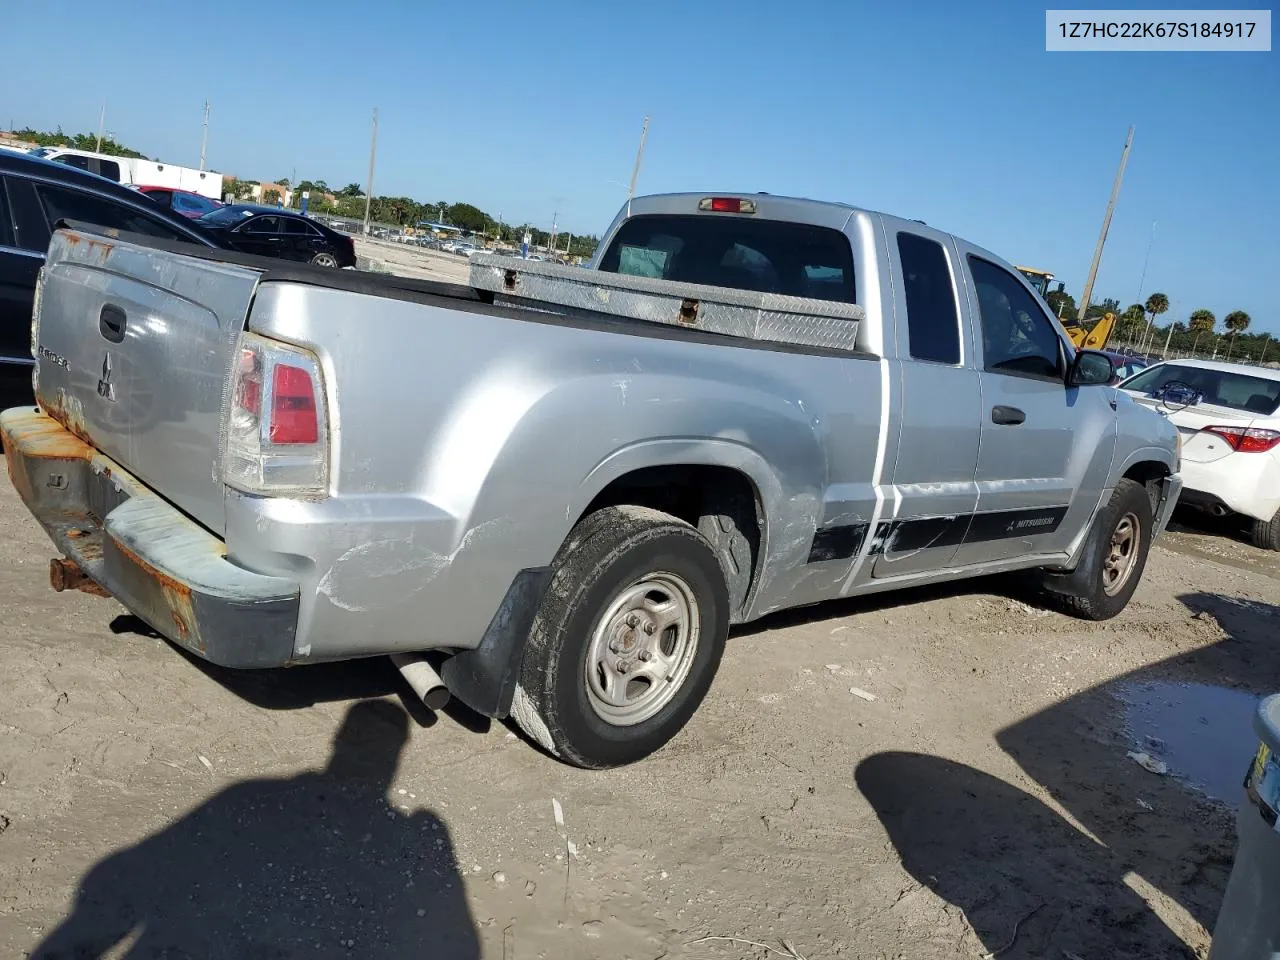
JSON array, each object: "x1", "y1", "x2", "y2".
[{"x1": 1, "y1": 193, "x2": 1182, "y2": 768}]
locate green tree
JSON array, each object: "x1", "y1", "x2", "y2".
[
  {"x1": 1045, "y1": 289, "x2": 1075, "y2": 319},
  {"x1": 261, "y1": 187, "x2": 281, "y2": 206},
  {"x1": 1187, "y1": 309, "x2": 1215, "y2": 356},
  {"x1": 339, "y1": 183, "x2": 364, "y2": 198},
  {"x1": 1223, "y1": 310, "x2": 1251, "y2": 359},
  {"x1": 445, "y1": 203, "x2": 488, "y2": 233}
]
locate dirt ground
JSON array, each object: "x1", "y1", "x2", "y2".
[
  {"x1": 2, "y1": 372, "x2": 1278, "y2": 958},
  {"x1": 352, "y1": 237, "x2": 474, "y2": 284}
]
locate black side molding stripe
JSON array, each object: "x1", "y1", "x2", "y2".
[{"x1": 807, "y1": 506, "x2": 1069, "y2": 564}]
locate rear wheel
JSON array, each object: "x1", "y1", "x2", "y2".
[
  {"x1": 1042, "y1": 478, "x2": 1153, "y2": 621},
  {"x1": 511, "y1": 506, "x2": 730, "y2": 769},
  {"x1": 1249, "y1": 509, "x2": 1280, "y2": 551},
  {"x1": 310, "y1": 251, "x2": 339, "y2": 267}
]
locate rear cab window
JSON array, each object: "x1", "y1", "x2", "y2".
[
  {"x1": 1122, "y1": 364, "x2": 1280, "y2": 415},
  {"x1": 897, "y1": 231, "x2": 961, "y2": 365},
  {"x1": 596, "y1": 214, "x2": 856, "y2": 304}
]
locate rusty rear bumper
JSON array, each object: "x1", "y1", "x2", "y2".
[{"x1": 1, "y1": 406, "x2": 300, "y2": 668}]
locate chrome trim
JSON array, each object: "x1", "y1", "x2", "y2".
[
  {"x1": 0, "y1": 244, "x2": 44, "y2": 260},
  {"x1": 0, "y1": 354, "x2": 36, "y2": 366}
]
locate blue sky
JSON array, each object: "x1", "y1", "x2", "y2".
[{"x1": 4, "y1": 0, "x2": 1277, "y2": 330}]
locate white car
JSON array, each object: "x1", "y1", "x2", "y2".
[{"x1": 1118, "y1": 359, "x2": 1280, "y2": 549}]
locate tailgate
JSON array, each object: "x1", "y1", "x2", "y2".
[{"x1": 33, "y1": 228, "x2": 263, "y2": 537}]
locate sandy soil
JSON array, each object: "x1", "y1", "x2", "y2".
[
  {"x1": 2, "y1": 372, "x2": 1277, "y2": 957},
  {"x1": 352, "y1": 238, "x2": 473, "y2": 285}
]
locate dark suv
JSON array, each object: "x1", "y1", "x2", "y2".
[{"x1": 0, "y1": 151, "x2": 227, "y2": 376}]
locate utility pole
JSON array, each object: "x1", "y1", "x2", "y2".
[
  {"x1": 363, "y1": 108, "x2": 378, "y2": 236},
  {"x1": 1077, "y1": 125, "x2": 1134, "y2": 323},
  {"x1": 1135, "y1": 219, "x2": 1156, "y2": 303},
  {"x1": 548, "y1": 210, "x2": 557, "y2": 254},
  {"x1": 1260, "y1": 334, "x2": 1271, "y2": 365},
  {"x1": 199, "y1": 99, "x2": 210, "y2": 170},
  {"x1": 626, "y1": 115, "x2": 650, "y2": 217},
  {"x1": 95, "y1": 101, "x2": 105, "y2": 153}
]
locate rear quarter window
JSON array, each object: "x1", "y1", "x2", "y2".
[{"x1": 597, "y1": 214, "x2": 856, "y2": 304}]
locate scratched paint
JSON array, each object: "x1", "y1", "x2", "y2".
[{"x1": 316, "y1": 519, "x2": 510, "y2": 613}]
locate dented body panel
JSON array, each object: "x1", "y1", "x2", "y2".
[{"x1": 4, "y1": 196, "x2": 1181, "y2": 688}]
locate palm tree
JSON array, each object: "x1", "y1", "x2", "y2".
[
  {"x1": 1223, "y1": 311, "x2": 1251, "y2": 359},
  {"x1": 1143, "y1": 293, "x2": 1169, "y2": 353},
  {"x1": 1121, "y1": 303, "x2": 1146, "y2": 345},
  {"x1": 1188, "y1": 309, "x2": 1215, "y2": 356}
]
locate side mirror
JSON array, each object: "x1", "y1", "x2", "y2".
[{"x1": 1068, "y1": 349, "x2": 1115, "y2": 387}]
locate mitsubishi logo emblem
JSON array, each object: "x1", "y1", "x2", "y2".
[{"x1": 97, "y1": 352, "x2": 116, "y2": 402}]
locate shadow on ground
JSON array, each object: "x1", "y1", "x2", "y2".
[
  {"x1": 109, "y1": 614, "x2": 494, "y2": 734},
  {"x1": 29, "y1": 699, "x2": 481, "y2": 960},
  {"x1": 856, "y1": 751, "x2": 1197, "y2": 958},
  {"x1": 858, "y1": 592, "x2": 1277, "y2": 956}
]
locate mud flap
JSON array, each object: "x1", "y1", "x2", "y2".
[{"x1": 440, "y1": 567, "x2": 550, "y2": 718}]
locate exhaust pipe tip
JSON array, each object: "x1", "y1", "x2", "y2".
[{"x1": 390, "y1": 653, "x2": 451, "y2": 712}]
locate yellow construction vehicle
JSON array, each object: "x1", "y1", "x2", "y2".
[{"x1": 1016, "y1": 265, "x2": 1117, "y2": 351}]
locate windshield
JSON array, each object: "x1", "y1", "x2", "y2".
[
  {"x1": 1121, "y1": 363, "x2": 1280, "y2": 415},
  {"x1": 1017, "y1": 269, "x2": 1050, "y2": 297},
  {"x1": 596, "y1": 214, "x2": 856, "y2": 303},
  {"x1": 198, "y1": 206, "x2": 254, "y2": 225}
]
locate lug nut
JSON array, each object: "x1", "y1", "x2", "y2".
[
  {"x1": 638, "y1": 650, "x2": 653, "y2": 662},
  {"x1": 643, "y1": 621, "x2": 656, "y2": 635},
  {"x1": 617, "y1": 659, "x2": 631, "y2": 674},
  {"x1": 625, "y1": 613, "x2": 640, "y2": 628}
]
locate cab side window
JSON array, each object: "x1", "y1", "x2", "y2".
[
  {"x1": 898, "y1": 232, "x2": 961, "y2": 365},
  {"x1": 35, "y1": 184, "x2": 193, "y2": 243},
  {"x1": 969, "y1": 256, "x2": 1064, "y2": 380}
]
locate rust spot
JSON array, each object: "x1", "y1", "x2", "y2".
[
  {"x1": 49, "y1": 557, "x2": 110, "y2": 597},
  {"x1": 503, "y1": 268, "x2": 518, "y2": 291},
  {"x1": 1, "y1": 408, "x2": 93, "y2": 461},
  {"x1": 678, "y1": 298, "x2": 700, "y2": 326},
  {"x1": 67, "y1": 528, "x2": 85, "y2": 538},
  {"x1": 110, "y1": 536, "x2": 201, "y2": 652}
]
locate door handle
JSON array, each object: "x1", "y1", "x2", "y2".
[
  {"x1": 991, "y1": 405, "x2": 1025, "y2": 425},
  {"x1": 99, "y1": 303, "x2": 127, "y2": 343}
]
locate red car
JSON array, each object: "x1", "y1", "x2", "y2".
[{"x1": 130, "y1": 185, "x2": 224, "y2": 219}]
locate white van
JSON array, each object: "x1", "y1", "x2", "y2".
[{"x1": 29, "y1": 147, "x2": 224, "y2": 200}]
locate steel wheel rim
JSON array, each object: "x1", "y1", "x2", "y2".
[
  {"x1": 1102, "y1": 511, "x2": 1142, "y2": 596},
  {"x1": 313, "y1": 253, "x2": 338, "y2": 267},
  {"x1": 584, "y1": 572, "x2": 700, "y2": 726}
]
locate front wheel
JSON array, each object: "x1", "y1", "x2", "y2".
[
  {"x1": 1042, "y1": 478, "x2": 1154, "y2": 620},
  {"x1": 511, "y1": 506, "x2": 730, "y2": 769}
]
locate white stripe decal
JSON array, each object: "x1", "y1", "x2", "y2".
[{"x1": 841, "y1": 353, "x2": 892, "y2": 594}]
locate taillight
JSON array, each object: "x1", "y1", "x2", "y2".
[
  {"x1": 698, "y1": 196, "x2": 757, "y2": 214},
  {"x1": 222, "y1": 332, "x2": 329, "y2": 496},
  {"x1": 270, "y1": 363, "x2": 319, "y2": 444},
  {"x1": 1205, "y1": 425, "x2": 1280, "y2": 453}
]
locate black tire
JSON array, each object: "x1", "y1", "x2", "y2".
[
  {"x1": 511, "y1": 505, "x2": 730, "y2": 769},
  {"x1": 1043, "y1": 478, "x2": 1154, "y2": 621},
  {"x1": 697, "y1": 492, "x2": 758, "y2": 620},
  {"x1": 1249, "y1": 509, "x2": 1280, "y2": 551}
]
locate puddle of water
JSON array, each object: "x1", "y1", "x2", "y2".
[{"x1": 1114, "y1": 680, "x2": 1260, "y2": 803}]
